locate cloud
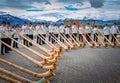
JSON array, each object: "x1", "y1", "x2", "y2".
[
  {"x1": 89, "y1": 0, "x2": 104, "y2": 8},
  {"x1": 0, "y1": 0, "x2": 120, "y2": 21}
]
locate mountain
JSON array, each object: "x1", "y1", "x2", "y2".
[{"x1": 0, "y1": 14, "x2": 31, "y2": 26}]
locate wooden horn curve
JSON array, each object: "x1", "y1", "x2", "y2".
[
  {"x1": 12, "y1": 29, "x2": 60, "y2": 59},
  {"x1": 0, "y1": 31, "x2": 58, "y2": 64},
  {"x1": 0, "y1": 39, "x2": 57, "y2": 70},
  {"x1": 0, "y1": 68, "x2": 50, "y2": 83},
  {"x1": 0, "y1": 58, "x2": 54, "y2": 78}
]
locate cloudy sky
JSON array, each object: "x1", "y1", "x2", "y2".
[{"x1": 0, "y1": 0, "x2": 120, "y2": 21}]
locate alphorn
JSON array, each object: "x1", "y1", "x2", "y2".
[
  {"x1": 85, "y1": 33, "x2": 100, "y2": 48},
  {"x1": 0, "y1": 68, "x2": 50, "y2": 83},
  {"x1": 70, "y1": 32, "x2": 85, "y2": 47},
  {"x1": 35, "y1": 28, "x2": 65, "y2": 52},
  {"x1": 67, "y1": 32, "x2": 80, "y2": 48},
  {"x1": 0, "y1": 75, "x2": 22, "y2": 83},
  {"x1": 42, "y1": 27, "x2": 70, "y2": 51},
  {"x1": 98, "y1": 30, "x2": 115, "y2": 47},
  {"x1": 33, "y1": 27, "x2": 62, "y2": 53},
  {"x1": 94, "y1": 33, "x2": 107, "y2": 47},
  {"x1": 12, "y1": 29, "x2": 60, "y2": 59},
  {"x1": 53, "y1": 27, "x2": 76, "y2": 49},
  {"x1": 0, "y1": 40, "x2": 57, "y2": 70},
  {"x1": 55, "y1": 30, "x2": 75, "y2": 49},
  {"x1": 0, "y1": 31, "x2": 58, "y2": 64},
  {"x1": 79, "y1": 32, "x2": 94, "y2": 48},
  {"x1": 0, "y1": 58, "x2": 54, "y2": 78},
  {"x1": 110, "y1": 31, "x2": 120, "y2": 45}
]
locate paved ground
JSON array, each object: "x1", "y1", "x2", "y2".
[{"x1": 0, "y1": 43, "x2": 120, "y2": 83}]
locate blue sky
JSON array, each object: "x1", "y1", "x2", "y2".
[{"x1": 0, "y1": 0, "x2": 120, "y2": 21}]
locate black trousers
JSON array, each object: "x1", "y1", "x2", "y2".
[
  {"x1": 49, "y1": 33, "x2": 54, "y2": 44},
  {"x1": 23, "y1": 34, "x2": 29, "y2": 46},
  {"x1": 28, "y1": 34, "x2": 33, "y2": 46},
  {"x1": 1, "y1": 38, "x2": 9, "y2": 54},
  {"x1": 7, "y1": 38, "x2": 11, "y2": 50},
  {"x1": 72, "y1": 33, "x2": 77, "y2": 42},
  {"x1": 13, "y1": 38, "x2": 18, "y2": 48},
  {"x1": 79, "y1": 34, "x2": 83, "y2": 42},
  {"x1": 53, "y1": 34, "x2": 58, "y2": 43},
  {"x1": 94, "y1": 33, "x2": 98, "y2": 42},
  {"x1": 111, "y1": 34, "x2": 117, "y2": 43},
  {"x1": 86, "y1": 33, "x2": 91, "y2": 42},
  {"x1": 60, "y1": 33, "x2": 64, "y2": 42},
  {"x1": 104, "y1": 35, "x2": 109, "y2": 42},
  {"x1": 39, "y1": 34, "x2": 46, "y2": 44}
]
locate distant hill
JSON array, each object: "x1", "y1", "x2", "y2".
[
  {"x1": 0, "y1": 14, "x2": 120, "y2": 27},
  {"x1": 0, "y1": 14, "x2": 31, "y2": 27}
]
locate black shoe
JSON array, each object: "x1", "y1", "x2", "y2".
[
  {"x1": 5, "y1": 51, "x2": 9, "y2": 53},
  {"x1": 1, "y1": 53, "x2": 4, "y2": 55}
]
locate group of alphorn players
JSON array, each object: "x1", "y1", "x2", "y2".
[{"x1": 0, "y1": 21, "x2": 120, "y2": 83}]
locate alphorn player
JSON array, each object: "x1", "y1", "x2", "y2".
[
  {"x1": 65, "y1": 25, "x2": 70, "y2": 39},
  {"x1": 21, "y1": 22, "x2": 29, "y2": 46},
  {"x1": 85, "y1": 23, "x2": 92, "y2": 42},
  {"x1": 6, "y1": 22, "x2": 12, "y2": 51},
  {"x1": 59, "y1": 23, "x2": 65, "y2": 42},
  {"x1": 78, "y1": 24, "x2": 84, "y2": 42},
  {"x1": 28, "y1": 23, "x2": 34, "y2": 46},
  {"x1": 53, "y1": 24, "x2": 58, "y2": 44},
  {"x1": 0, "y1": 21, "x2": 9, "y2": 55},
  {"x1": 35, "y1": 22, "x2": 41, "y2": 45},
  {"x1": 103, "y1": 24, "x2": 110, "y2": 42},
  {"x1": 110, "y1": 23, "x2": 119, "y2": 43},
  {"x1": 93, "y1": 25, "x2": 99, "y2": 42},
  {"x1": 12, "y1": 25, "x2": 19, "y2": 48},
  {"x1": 40, "y1": 23, "x2": 46, "y2": 44},
  {"x1": 71, "y1": 22, "x2": 78, "y2": 42},
  {"x1": 48, "y1": 23, "x2": 54, "y2": 44}
]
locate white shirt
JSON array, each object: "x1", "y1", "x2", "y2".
[
  {"x1": 0, "y1": 25, "x2": 8, "y2": 38},
  {"x1": 13, "y1": 28, "x2": 19, "y2": 38},
  {"x1": 21, "y1": 25, "x2": 28, "y2": 34},
  {"x1": 65, "y1": 28, "x2": 70, "y2": 34},
  {"x1": 85, "y1": 25, "x2": 92, "y2": 33},
  {"x1": 78, "y1": 26, "x2": 84, "y2": 34},
  {"x1": 48, "y1": 25, "x2": 54, "y2": 33},
  {"x1": 103, "y1": 26, "x2": 110, "y2": 35},
  {"x1": 28, "y1": 25, "x2": 34, "y2": 34},
  {"x1": 110, "y1": 25, "x2": 119, "y2": 34},
  {"x1": 93, "y1": 27, "x2": 99, "y2": 34},
  {"x1": 71, "y1": 25, "x2": 77, "y2": 33},
  {"x1": 41, "y1": 25, "x2": 46, "y2": 34},
  {"x1": 59, "y1": 25, "x2": 65, "y2": 33},
  {"x1": 53, "y1": 26, "x2": 58, "y2": 34}
]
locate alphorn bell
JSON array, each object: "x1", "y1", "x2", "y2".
[
  {"x1": 0, "y1": 31, "x2": 58, "y2": 64},
  {"x1": 12, "y1": 29, "x2": 60, "y2": 59},
  {"x1": 0, "y1": 68, "x2": 50, "y2": 83},
  {"x1": 0, "y1": 58, "x2": 54, "y2": 78},
  {"x1": 0, "y1": 40, "x2": 57, "y2": 70},
  {"x1": 98, "y1": 30, "x2": 115, "y2": 47}
]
